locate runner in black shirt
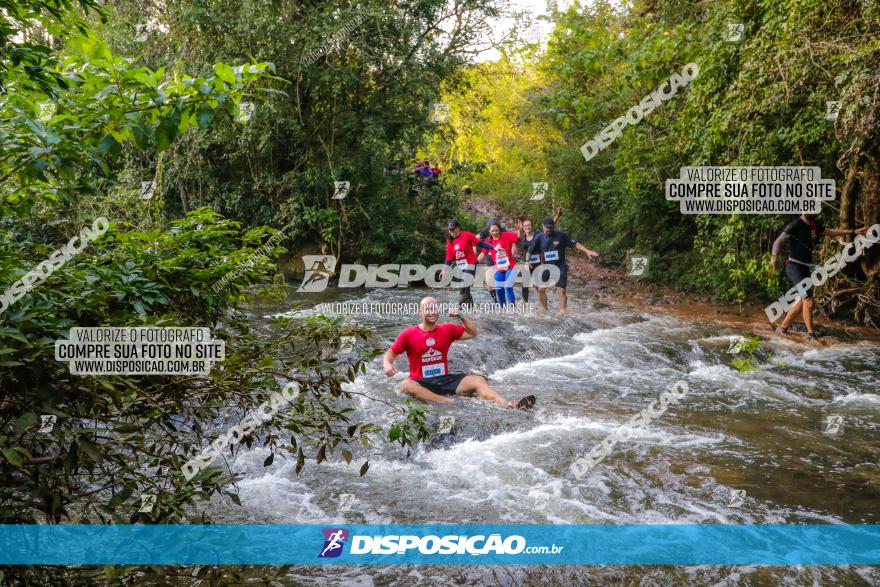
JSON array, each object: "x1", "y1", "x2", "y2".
[
  {"x1": 516, "y1": 208, "x2": 563, "y2": 303},
  {"x1": 770, "y1": 213, "x2": 869, "y2": 340},
  {"x1": 528, "y1": 217, "x2": 598, "y2": 314}
]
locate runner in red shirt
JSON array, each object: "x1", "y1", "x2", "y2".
[
  {"x1": 443, "y1": 220, "x2": 492, "y2": 308},
  {"x1": 383, "y1": 297, "x2": 536, "y2": 408},
  {"x1": 477, "y1": 222, "x2": 520, "y2": 306}
]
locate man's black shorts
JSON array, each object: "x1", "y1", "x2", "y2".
[
  {"x1": 415, "y1": 373, "x2": 468, "y2": 396},
  {"x1": 785, "y1": 261, "x2": 814, "y2": 298},
  {"x1": 534, "y1": 262, "x2": 568, "y2": 289}
]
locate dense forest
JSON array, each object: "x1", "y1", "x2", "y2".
[
  {"x1": 1, "y1": 0, "x2": 879, "y2": 582},
  {"x1": 430, "y1": 0, "x2": 880, "y2": 321}
]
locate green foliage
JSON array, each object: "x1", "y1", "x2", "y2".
[
  {"x1": 387, "y1": 400, "x2": 431, "y2": 453},
  {"x1": 727, "y1": 335, "x2": 782, "y2": 371},
  {"x1": 437, "y1": 0, "x2": 880, "y2": 308},
  {"x1": 0, "y1": 0, "x2": 103, "y2": 92},
  {"x1": 0, "y1": 210, "x2": 386, "y2": 524},
  {"x1": 1, "y1": 33, "x2": 273, "y2": 215},
  {"x1": 100, "y1": 0, "x2": 501, "y2": 263}
]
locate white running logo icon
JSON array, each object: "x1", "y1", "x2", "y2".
[{"x1": 321, "y1": 530, "x2": 346, "y2": 557}]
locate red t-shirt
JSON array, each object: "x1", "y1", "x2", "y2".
[
  {"x1": 485, "y1": 231, "x2": 519, "y2": 270},
  {"x1": 390, "y1": 322, "x2": 465, "y2": 380},
  {"x1": 445, "y1": 231, "x2": 481, "y2": 267}
]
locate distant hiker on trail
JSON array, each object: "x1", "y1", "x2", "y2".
[
  {"x1": 383, "y1": 297, "x2": 536, "y2": 409},
  {"x1": 528, "y1": 217, "x2": 599, "y2": 314},
  {"x1": 415, "y1": 159, "x2": 437, "y2": 178},
  {"x1": 517, "y1": 207, "x2": 564, "y2": 303},
  {"x1": 770, "y1": 213, "x2": 870, "y2": 341},
  {"x1": 477, "y1": 221, "x2": 520, "y2": 306},
  {"x1": 443, "y1": 219, "x2": 493, "y2": 309}
]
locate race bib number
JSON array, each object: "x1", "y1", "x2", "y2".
[
  {"x1": 495, "y1": 248, "x2": 510, "y2": 270},
  {"x1": 456, "y1": 259, "x2": 468, "y2": 268},
  {"x1": 544, "y1": 250, "x2": 559, "y2": 262},
  {"x1": 421, "y1": 363, "x2": 446, "y2": 378},
  {"x1": 529, "y1": 254, "x2": 541, "y2": 264}
]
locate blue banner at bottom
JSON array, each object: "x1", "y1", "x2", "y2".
[{"x1": 1, "y1": 524, "x2": 878, "y2": 565}]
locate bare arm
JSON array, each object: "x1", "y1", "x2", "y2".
[
  {"x1": 382, "y1": 349, "x2": 400, "y2": 376},
  {"x1": 825, "y1": 227, "x2": 868, "y2": 238},
  {"x1": 553, "y1": 207, "x2": 564, "y2": 223},
  {"x1": 575, "y1": 242, "x2": 598, "y2": 258},
  {"x1": 452, "y1": 311, "x2": 477, "y2": 340},
  {"x1": 769, "y1": 232, "x2": 789, "y2": 270}
]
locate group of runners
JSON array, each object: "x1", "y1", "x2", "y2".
[
  {"x1": 443, "y1": 209, "x2": 599, "y2": 314},
  {"x1": 382, "y1": 211, "x2": 872, "y2": 410},
  {"x1": 382, "y1": 210, "x2": 599, "y2": 409}
]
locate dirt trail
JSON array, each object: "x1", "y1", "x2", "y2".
[{"x1": 463, "y1": 197, "x2": 880, "y2": 344}]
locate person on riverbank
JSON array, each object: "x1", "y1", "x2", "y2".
[
  {"x1": 770, "y1": 213, "x2": 869, "y2": 341},
  {"x1": 383, "y1": 297, "x2": 536, "y2": 408},
  {"x1": 478, "y1": 221, "x2": 520, "y2": 306},
  {"x1": 517, "y1": 208, "x2": 564, "y2": 303},
  {"x1": 528, "y1": 217, "x2": 599, "y2": 314},
  {"x1": 443, "y1": 219, "x2": 493, "y2": 309}
]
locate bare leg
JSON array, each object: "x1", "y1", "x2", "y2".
[
  {"x1": 537, "y1": 287, "x2": 549, "y2": 311},
  {"x1": 802, "y1": 297, "x2": 815, "y2": 334},
  {"x1": 455, "y1": 374, "x2": 511, "y2": 407},
  {"x1": 780, "y1": 298, "x2": 804, "y2": 329},
  {"x1": 558, "y1": 287, "x2": 568, "y2": 314},
  {"x1": 400, "y1": 379, "x2": 453, "y2": 404}
]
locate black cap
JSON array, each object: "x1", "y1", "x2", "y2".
[
  {"x1": 447, "y1": 219, "x2": 461, "y2": 230},
  {"x1": 542, "y1": 217, "x2": 555, "y2": 227}
]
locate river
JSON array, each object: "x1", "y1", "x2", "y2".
[{"x1": 208, "y1": 283, "x2": 880, "y2": 585}]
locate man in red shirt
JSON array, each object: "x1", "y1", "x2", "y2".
[
  {"x1": 383, "y1": 297, "x2": 536, "y2": 408},
  {"x1": 443, "y1": 220, "x2": 492, "y2": 308}
]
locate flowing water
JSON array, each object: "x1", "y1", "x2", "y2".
[{"x1": 209, "y1": 284, "x2": 880, "y2": 586}]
